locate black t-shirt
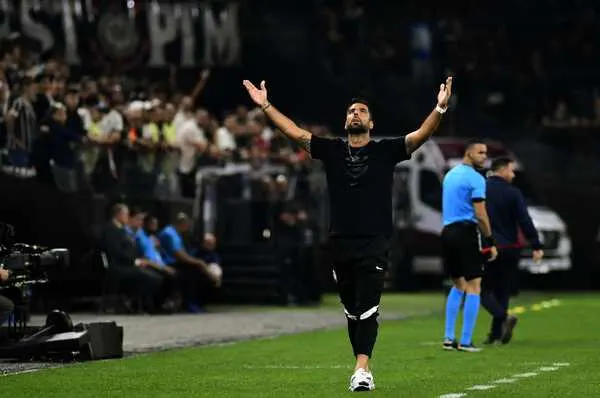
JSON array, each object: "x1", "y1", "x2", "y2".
[{"x1": 311, "y1": 135, "x2": 411, "y2": 237}]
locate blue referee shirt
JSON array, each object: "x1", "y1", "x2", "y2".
[{"x1": 442, "y1": 164, "x2": 486, "y2": 226}]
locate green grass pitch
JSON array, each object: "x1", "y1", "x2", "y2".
[{"x1": 3, "y1": 292, "x2": 600, "y2": 397}]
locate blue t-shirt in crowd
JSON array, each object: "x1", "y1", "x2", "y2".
[
  {"x1": 136, "y1": 229, "x2": 165, "y2": 268},
  {"x1": 442, "y1": 163, "x2": 486, "y2": 226},
  {"x1": 158, "y1": 225, "x2": 184, "y2": 265}
]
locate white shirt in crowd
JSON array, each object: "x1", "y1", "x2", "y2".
[
  {"x1": 173, "y1": 110, "x2": 193, "y2": 142},
  {"x1": 178, "y1": 119, "x2": 207, "y2": 174},
  {"x1": 80, "y1": 108, "x2": 124, "y2": 137},
  {"x1": 215, "y1": 126, "x2": 237, "y2": 151}
]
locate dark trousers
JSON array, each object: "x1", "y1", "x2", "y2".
[
  {"x1": 174, "y1": 263, "x2": 216, "y2": 307},
  {"x1": 150, "y1": 268, "x2": 178, "y2": 309},
  {"x1": 106, "y1": 266, "x2": 163, "y2": 310},
  {"x1": 330, "y1": 236, "x2": 388, "y2": 358},
  {"x1": 0, "y1": 294, "x2": 14, "y2": 326},
  {"x1": 481, "y1": 249, "x2": 520, "y2": 337}
]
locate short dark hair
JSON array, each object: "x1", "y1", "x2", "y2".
[
  {"x1": 347, "y1": 97, "x2": 372, "y2": 118},
  {"x1": 143, "y1": 214, "x2": 157, "y2": 228},
  {"x1": 490, "y1": 157, "x2": 514, "y2": 171},
  {"x1": 129, "y1": 206, "x2": 146, "y2": 218},
  {"x1": 464, "y1": 139, "x2": 486, "y2": 154}
]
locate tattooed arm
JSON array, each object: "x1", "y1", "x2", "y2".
[
  {"x1": 242, "y1": 80, "x2": 312, "y2": 153},
  {"x1": 262, "y1": 103, "x2": 312, "y2": 153}
]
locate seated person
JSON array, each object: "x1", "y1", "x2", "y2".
[
  {"x1": 103, "y1": 203, "x2": 163, "y2": 313},
  {"x1": 135, "y1": 213, "x2": 179, "y2": 312},
  {"x1": 0, "y1": 267, "x2": 14, "y2": 329},
  {"x1": 159, "y1": 213, "x2": 220, "y2": 312},
  {"x1": 190, "y1": 232, "x2": 223, "y2": 288}
]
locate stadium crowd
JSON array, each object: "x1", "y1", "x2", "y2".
[{"x1": 0, "y1": 33, "x2": 325, "y2": 313}]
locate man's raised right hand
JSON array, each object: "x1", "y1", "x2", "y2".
[{"x1": 242, "y1": 80, "x2": 268, "y2": 108}]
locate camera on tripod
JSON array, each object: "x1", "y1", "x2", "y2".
[{"x1": 0, "y1": 222, "x2": 69, "y2": 288}]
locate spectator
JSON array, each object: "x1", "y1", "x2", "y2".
[
  {"x1": 214, "y1": 113, "x2": 238, "y2": 158},
  {"x1": 177, "y1": 109, "x2": 208, "y2": 198},
  {"x1": 46, "y1": 102, "x2": 82, "y2": 193},
  {"x1": 5, "y1": 76, "x2": 38, "y2": 172},
  {"x1": 102, "y1": 203, "x2": 163, "y2": 313},
  {"x1": 159, "y1": 212, "x2": 220, "y2": 312},
  {"x1": 190, "y1": 232, "x2": 223, "y2": 290},
  {"x1": 155, "y1": 102, "x2": 180, "y2": 197},
  {"x1": 127, "y1": 209, "x2": 178, "y2": 313}
]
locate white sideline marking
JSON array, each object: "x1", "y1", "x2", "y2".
[
  {"x1": 513, "y1": 372, "x2": 538, "y2": 378},
  {"x1": 493, "y1": 378, "x2": 517, "y2": 384},
  {"x1": 467, "y1": 385, "x2": 496, "y2": 391},
  {"x1": 538, "y1": 366, "x2": 559, "y2": 372},
  {"x1": 439, "y1": 362, "x2": 571, "y2": 397}
]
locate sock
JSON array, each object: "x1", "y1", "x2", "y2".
[
  {"x1": 347, "y1": 318, "x2": 358, "y2": 357},
  {"x1": 354, "y1": 315, "x2": 379, "y2": 358},
  {"x1": 460, "y1": 293, "x2": 481, "y2": 346},
  {"x1": 444, "y1": 287, "x2": 464, "y2": 340}
]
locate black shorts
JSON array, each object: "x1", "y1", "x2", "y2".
[
  {"x1": 441, "y1": 222, "x2": 484, "y2": 281},
  {"x1": 328, "y1": 235, "x2": 388, "y2": 320}
]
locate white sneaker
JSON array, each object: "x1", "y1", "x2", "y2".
[{"x1": 349, "y1": 368, "x2": 375, "y2": 392}]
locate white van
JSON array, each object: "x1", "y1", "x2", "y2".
[{"x1": 390, "y1": 137, "x2": 572, "y2": 280}]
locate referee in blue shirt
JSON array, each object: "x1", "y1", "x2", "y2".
[{"x1": 441, "y1": 140, "x2": 498, "y2": 352}]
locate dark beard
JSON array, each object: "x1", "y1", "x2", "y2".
[{"x1": 345, "y1": 124, "x2": 368, "y2": 135}]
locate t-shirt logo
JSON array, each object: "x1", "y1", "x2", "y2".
[{"x1": 345, "y1": 147, "x2": 369, "y2": 186}]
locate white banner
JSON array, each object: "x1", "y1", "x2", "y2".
[{"x1": 0, "y1": 0, "x2": 241, "y2": 69}]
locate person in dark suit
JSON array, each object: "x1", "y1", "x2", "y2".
[
  {"x1": 482, "y1": 157, "x2": 544, "y2": 345},
  {"x1": 103, "y1": 203, "x2": 163, "y2": 312}
]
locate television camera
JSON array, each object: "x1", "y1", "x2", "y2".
[{"x1": 0, "y1": 223, "x2": 69, "y2": 290}]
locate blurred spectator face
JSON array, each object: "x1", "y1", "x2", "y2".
[
  {"x1": 223, "y1": 114, "x2": 239, "y2": 133},
  {"x1": 40, "y1": 76, "x2": 52, "y2": 93},
  {"x1": 53, "y1": 106, "x2": 67, "y2": 124},
  {"x1": 176, "y1": 218, "x2": 191, "y2": 234},
  {"x1": 150, "y1": 107, "x2": 163, "y2": 123},
  {"x1": 52, "y1": 77, "x2": 65, "y2": 97},
  {"x1": 98, "y1": 76, "x2": 110, "y2": 90},
  {"x1": 115, "y1": 206, "x2": 129, "y2": 225},
  {"x1": 247, "y1": 119, "x2": 262, "y2": 135},
  {"x1": 64, "y1": 92, "x2": 79, "y2": 109},
  {"x1": 23, "y1": 80, "x2": 38, "y2": 99},
  {"x1": 145, "y1": 216, "x2": 159, "y2": 234},
  {"x1": 196, "y1": 109, "x2": 210, "y2": 128},
  {"x1": 85, "y1": 80, "x2": 98, "y2": 96},
  {"x1": 44, "y1": 60, "x2": 59, "y2": 75},
  {"x1": 236, "y1": 105, "x2": 248, "y2": 121},
  {"x1": 164, "y1": 103, "x2": 176, "y2": 121},
  {"x1": 90, "y1": 106, "x2": 103, "y2": 122},
  {"x1": 203, "y1": 233, "x2": 217, "y2": 251},
  {"x1": 129, "y1": 212, "x2": 146, "y2": 230},
  {"x1": 111, "y1": 86, "x2": 124, "y2": 105},
  {"x1": 181, "y1": 96, "x2": 193, "y2": 112}
]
